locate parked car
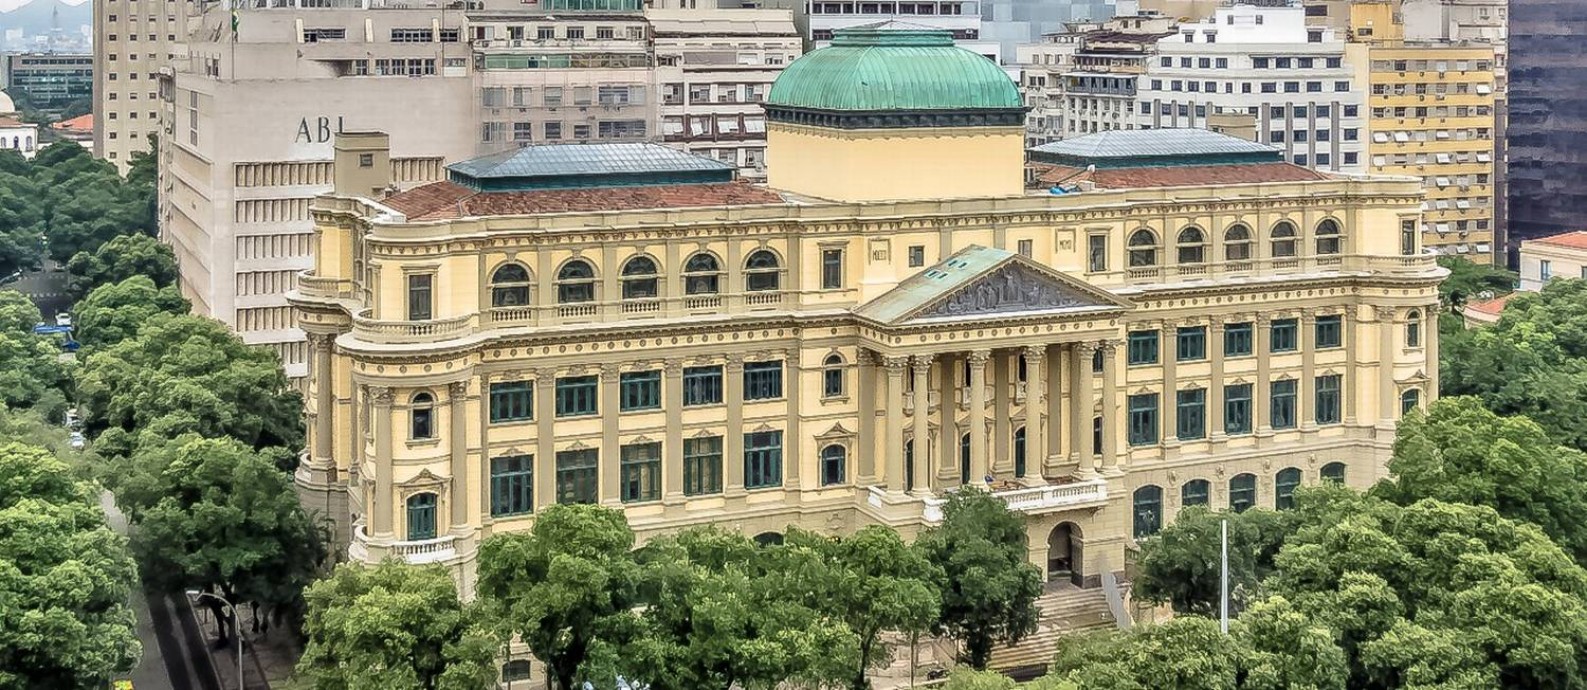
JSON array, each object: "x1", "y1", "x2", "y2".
[
  {"x1": 68, "y1": 432, "x2": 85, "y2": 450},
  {"x1": 64, "y1": 408, "x2": 80, "y2": 430},
  {"x1": 55, "y1": 313, "x2": 71, "y2": 328}
]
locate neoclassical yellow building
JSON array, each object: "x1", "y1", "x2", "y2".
[{"x1": 290, "y1": 26, "x2": 1442, "y2": 644}]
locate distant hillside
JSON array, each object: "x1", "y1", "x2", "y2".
[{"x1": 0, "y1": 0, "x2": 93, "y2": 39}]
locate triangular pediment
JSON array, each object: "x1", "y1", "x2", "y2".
[{"x1": 856, "y1": 245, "x2": 1128, "y2": 327}]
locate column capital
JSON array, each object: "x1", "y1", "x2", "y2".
[
  {"x1": 369, "y1": 386, "x2": 394, "y2": 407},
  {"x1": 1300, "y1": 311, "x2": 1317, "y2": 325},
  {"x1": 966, "y1": 349, "x2": 992, "y2": 367},
  {"x1": 856, "y1": 349, "x2": 877, "y2": 367},
  {"x1": 1255, "y1": 313, "x2": 1272, "y2": 327},
  {"x1": 448, "y1": 380, "x2": 469, "y2": 398},
  {"x1": 1374, "y1": 306, "x2": 1398, "y2": 321},
  {"x1": 1022, "y1": 344, "x2": 1046, "y2": 363},
  {"x1": 724, "y1": 354, "x2": 746, "y2": 374},
  {"x1": 534, "y1": 367, "x2": 557, "y2": 384},
  {"x1": 1076, "y1": 340, "x2": 1098, "y2": 357},
  {"x1": 600, "y1": 362, "x2": 623, "y2": 378},
  {"x1": 910, "y1": 353, "x2": 936, "y2": 369},
  {"x1": 663, "y1": 359, "x2": 684, "y2": 376},
  {"x1": 307, "y1": 332, "x2": 335, "y2": 352},
  {"x1": 882, "y1": 355, "x2": 911, "y2": 373}
]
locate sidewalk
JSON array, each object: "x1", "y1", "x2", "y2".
[
  {"x1": 190, "y1": 598, "x2": 303, "y2": 690},
  {"x1": 99, "y1": 490, "x2": 191, "y2": 690}
]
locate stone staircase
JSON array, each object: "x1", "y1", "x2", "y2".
[{"x1": 986, "y1": 585, "x2": 1117, "y2": 678}]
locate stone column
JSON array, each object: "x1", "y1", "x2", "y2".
[
  {"x1": 534, "y1": 368, "x2": 556, "y2": 509},
  {"x1": 448, "y1": 381, "x2": 469, "y2": 531},
  {"x1": 884, "y1": 355, "x2": 908, "y2": 492},
  {"x1": 1376, "y1": 306, "x2": 1396, "y2": 428},
  {"x1": 1023, "y1": 345, "x2": 1048, "y2": 478},
  {"x1": 725, "y1": 355, "x2": 746, "y2": 493},
  {"x1": 1255, "y1": 314, "x2": 1273, "y2": 439},
  {"x1": 370, "y1": 386, "x2": 395, "y2": 537},
  {"x1": 1100, "y1": 340, "x2": 1121, "y2": 474},
  {"x1": 784, "y1": 349, "x2": 802, "y2": 487},
  {"x1": 993, "y1": 352, "x2": 1012, "y2": 478},
  {"x1": 1424, "y1": 302, "x2": 1440, "y2": 401},
  {"x1": 311, "y1": 333, "x2": 334, "y2": 469},
  {"x1": 1342, "y1": 309, "x2": 1358, "y2": 425},
  {"x1": 911, "y1": 354, "x2": 933, "y2": 492},
  {"x1": 1046, "y1": 343, "x2": 1064, "y2": 464},
  {"x1": 937, "y1": 353, "x2": 959, "y2": 485},
  {"x1": 600, "y1": 363, "x2": 621, "y2": 505},
  {"x1": 856, "y1": 351, "x2": 878, "y2": 484},
  {"x1": 1208, "y1": 319, "x2": 1226, "y2": 442},
  {"x1": 967, "y1": 349, "x2": 990, "y2": 484},
  {"x1": 477, "y1": 371, "x2": 492, "y2": 520},
  {"x1": 1070, "y1": 342, "x2": 1095, "y2": 475},
  {"x1": 664, "y1": 360, "x2": 685, "y2": 500},
  {"x1": 1161, "y1": 322, "x2": 1179, "y2": 448},
  {"x1": 1299, "y1": 312, "x2": 1317, "y2": 432}
]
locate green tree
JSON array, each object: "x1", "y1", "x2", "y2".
[
  {"x1": 631, "y1": 526, "x2": 858, "y2": 690},
  {"x1": 297, "y1": 561, "x2": 498, "y2": 690},
  {"x1": 1132, "y1": 506, "x2": 1295, "y2": 616},
  {"x1": 1376, "y1": 396, "x2": 1587, "y2": 563},
  {"x1": 0, "y1": 288, "x2": 42, "y2": 333},
  {"x1": 1051, "y1": 616, "x2": 1241, "y2": 690},
  {"x1": 916, "y1": 488, "x2": 1043, "y2": 670},
  {"x1": 0, "y1": 442, "x2": 141, "y2": 689},
  {"x1": 1436, "y1": 255, "x2": 1515, "y2": 308},
  {"x1": 65, "y1": 233, "x2": 179, "y2": 301},
  {"x1": 476, "y1": 504, "x2": 643, "y2": 690},
  {"x1": 1232, "y1": 596, "x2": 1348, "y2": 690},
  {"x1": 115, "y1": 435, "x2": 325, "y2": 643},
  {"x1": 0, "y1": 330, "x2": 70, "y2": 419},
  {"x1": 77, "y1": 313, "x2": 303, "y2": 452},
  {"x1": 939, "y1": 668, "x2": 1017, "y2": 690},
  {"x1": 73, "y1": 275, "x2": 191, "y2": 349},
  {"x1": 0, "y1": 171, "x2": 45, "y2": 279}
]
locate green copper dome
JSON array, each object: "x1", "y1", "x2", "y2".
[{"x1": 765, "y1": 25, "x2": 1023, "y2": 120}]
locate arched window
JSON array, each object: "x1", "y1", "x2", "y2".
[
  {"x1": 410, "y1": 392, "x2": 435, "y2": 440},
  {"x1": 820, "y1": 445, "x2": 847, "y2": 486},
  {"x1": 406, "y1": 492, "x2": 438, "y2": 540},
  {"x1": 1401, "y1": 388, "x2": 1422, "y2": 415},
  {"x1": 556, "y1": 259, "x2": 596, "y2": 304},
  {"x1": 1229, "y1": 473, "x2": 1257, "y2": 513},
  {"x1": 1315, "y1": 219, "x2": 1342, "y2": 255},
  {"x1": 1127, "y1": 229, "x2": 1159, "y2": 267},
  {"x1": 1013, "y1": 426, "x2": 1027, "y2": 478},
  {"x1": 490, "y1": 263, "x2": 531, "y2": 307},
  {"x1": 744, "y1": 250, "x2": 782, "y2": 291},
  {"x1": 620, "y1": 256, "x2": 659, "y2": 300},
  {"x1": 1224, "y1": 224, "x2": 1253, "y2": 261},
  {"x1": 1181, "y1": 479, "x2": 1210, "y2": 508},
  {"x1": 1176, "y1": 226, "x2": 1206, "y2": 264},
  {"x1": 1406, "y1": 309, "x2": 1422, "y2": 348},
  {"x1": 1275, "y1": 467, "x2": 1302, "y2": 510},
  {"x1": 1133, "y1": 485, "x2": 1163, "y2": 538},
  {"x1": 822, "y1": 354, "x2": 845, "y2": 398},
  {"x1": 959, "y1": 433, "x2": 972, "y2": 484},
  {"x1": 1270, "y1": 221, "x2": 1298, "y2": 258},
  {"x1": 683, "y1": 253, "x2": 722, "y2": 295},
  {"x1": 501, "y1": 660, "x2": 532, "y2": 683},
  {"x1": 1320, "y1": 462, "x2": 1346, "y2": 484}
]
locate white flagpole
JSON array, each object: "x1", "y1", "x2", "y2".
[{"x1": 1220, "y1": 518, "x2": 1229, "y2": 634}]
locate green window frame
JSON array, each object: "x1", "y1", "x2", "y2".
[
  {"x1": 683, "y1": 435, "x2": 723, "y2": 495},
  {"x1": 1320, "y1": 461, "x2": 1346, "y2": 484},
  {"x1": 1127, "y1": 330, "x2": 1159, "y2": 366},
  {"x1": 744, "y1": 360, "x2": 784, "y2": 400},
  {"x1": 1176, "y1": 388, "x2": 1206, "y2": 441},
  {"x1": 1315, "y1": 315, "x2": 1343, "y2": 349},
  {"x1": 1229, "y1": 473, "x2": 1257, "y2": 513},
  {"x1": 1133, "y1": 485, "x2": 1163, "y2": 538},
  {"x1": 1181, "y1": 479, "x2": 1210, "y2": 508},
  {"x1": 619, "y1": 370, "x2": 662, "y2": 412},
  {"x1": 1275, "y1": 467, "x2": 1302, "y2": 510},
  {"x1": 820, "y1": 445, "x2": 847, "y2": 486},
  {"x1": 1176, "y1": 326, "x2": 1206, "y2": 362},
  {"x1": 1315, "y1": 374, "x2": 1342, "y2": 425},
  {"x1": 619, "y1": 442, "x2": 661, "y2": 503},
  {"x1": 1270, "y1": 318, "x2": 1299, "y2": 353},
  {"x1": 1271, "y1": 379, "x2": 1297, "y2": 430},
  {"x1": 554, "y1": 375, "x2": 598, "y2": 417},
  {"x1": 406, "y1": 492, "x2": 437, "y2": 540},
  {"x1": 1128, "y1": 393, "x2": 1159, "y2": 446},
  {"x1": 407, "y1": 273, "x2": 433, "y2": 321},
  {"x1": 1224, "y1": 383, "x2": 1253, "y2": 435},
  {"x1": 1224, "y1": 322, "x2": 1253, "y2": 357},
  {"x1": 489, "y1": 381, "x2": 533, "y2": 423},
  {"x1": 489, "y1": 454, "x2": 533, "y2": 517},
  {"x1": 555, "y1": 448, "x2": 598, "y2": 504},
  {"x1": 683, "y1": 365, "x2": 723, "y2": 406},
  {"x1": 744, "y1": 430, "x2": 783, "y2": 489}
]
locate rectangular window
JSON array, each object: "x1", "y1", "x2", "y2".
[
  {"x1": 684, "y1": 365, "x2": 724, "y2": 406},
  {"x1": 744, "y1": 360, "x2": 783, "y2": 401},
  {"x1": 1315, "y1": 315, "x2": 1342, "y2": 349},
  {"x1": 1270, "y1": 318, "x2": 1298, "y2": 353},
  {"x1": 1176, "y1": 389, "x2": 1206, "y2": 441},
  {"x1": 1271, "y1": 379, "x2": 1298, "y2": 430},
  {"x1": 489, "y1": 381, "x2": 533, "y2": 423},
  {"x1": 1315, "y1": 374, "x2": 1342, "y2": 425},
  {"x1": 1128, "y1": 393, "x2": 1159, "y2": 446},
  {"x1": 1224, "y1": 322, "x2": 1253, "y2": 357},
  {"x1": 619, "y1": 442, "x2": 661, "y2": 503},
  {"x1": 744, "y1": 430, "x2": 783, "y2": 489},
  {"x1": 821, "y1": 248, "x2": 843, "y2": 289},
  {"x1": 555, "y1": 375, "x2": 598, "y2": 417},
  {"x1": 620, "y1": 370, "x2": 661, "y2": 411},
  {"x1": 489, "y1": 454, "x2": 533, "y2": 516},
  {"x1": 908, "y1": 245, "x2": 926, "y2": 267},
  {"x1": 407, "y1": 274, "x2": 433, "y2": 321},
  {"x1": 1088, "y1": 234, "x2": 1108, "y2": 272},
  {"x1": 1017, "y1": 239, "x2": 1033, "y2": 258},
  {"x1": 1176, "y1": 326, "x2": 1206, "y2": 362},
  {"x1": 1127, "y1": 330, "x2": 1159, "y2": 366},
  {"x1": 683, "y1": 435, "x2": 723, "y2": 496},
  {"x1": 1224, "y1": 383, "x2": 1253, "y2": 435},
  {"x1": 555, "y1": 448, "x2": 598, "y2": 504}
]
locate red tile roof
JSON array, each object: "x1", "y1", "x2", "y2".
[
  {"x1": 1031, "y1": 162, "x2": 1330, "y2": 190},
  {"x1": 1464, "y1": 292, "x2": 1517, "y2": 317},
  {"x1": 0, "y1": 117, "x2": 28, "y2": 128},
  {"x1": 52, "y1": 114, "x2": 92, "y2": 132},
  {"x1": 382, "y1": 180, "x2": 788, "y2": 221},
  {"x1": 1527, "y1": 231, "x2": 1587, "y2": 251}
]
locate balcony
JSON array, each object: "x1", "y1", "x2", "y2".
[
  {"x1": 351, "y1": 308, "x2": 473, "y2": 345},
  {"x1": 295, "y1": 270, "x2": 356, "y2": 301},
  {"x1": 993, "y1": 479, "x2": 1109, "y2": 516},
  {"x1": 349, "y1": 523, "x2": 457, "y2": 565},
  {"x1": 1099, "y1": 253, "x2": 1439, "y2": 288}
]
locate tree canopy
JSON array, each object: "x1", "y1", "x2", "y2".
[
  {"x1": 73, "y1": 275, "x2": 191, "y2": 350},
  {"x1": 65, "y1": 233, "x2": 179, "y2": 302},
  {"x1": 1131, "y1": 505, "x2": 1294, "y2": 616},
  {"x1": 1436, "y1": 255, "x2": 1515, "y2": 308},
  {"x1": 916, "y1": 488, "x2": 1044, "y2": 669}
]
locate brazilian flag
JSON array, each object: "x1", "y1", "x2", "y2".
[{"x1": 230, "y1": 8, "x2": 239, "y2": 36}]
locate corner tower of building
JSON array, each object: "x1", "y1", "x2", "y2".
[{"x1": 764, "y1": 25, "x2": 1026, "y2": 202}]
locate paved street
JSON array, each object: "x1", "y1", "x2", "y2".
[{"x1": 6, "y1": 260, "x2": 71, "y2": 319}]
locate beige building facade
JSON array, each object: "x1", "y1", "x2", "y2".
[
  {"x1": 1518, "y1": 231, "x2": 1587, "y2": 292},
  {"x1": 290, "y1": 28, "x2": 1444, "y2": 642},
  {"x1": 93, "y1": 0, "x2": 195, "y2": 170}
]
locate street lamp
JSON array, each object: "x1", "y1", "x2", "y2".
[{"x1": 186, "y1": 589, "x2": 243, "y2": 690}]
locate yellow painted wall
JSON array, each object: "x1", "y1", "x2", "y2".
[{"x1": 766, "y1": 123, "x2": 1026, "y2": 203}]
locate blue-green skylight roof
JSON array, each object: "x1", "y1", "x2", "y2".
[
  {"x1": 1028, "y1": 128, "x2": 1283, "y2": 169},
  {"x1": 446, "y1": 143, "x2": 736, "y2": 191}
]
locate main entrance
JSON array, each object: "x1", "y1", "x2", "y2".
[{"x1": 1047, "y1": 522, "x2": 1083, "y2": 586}]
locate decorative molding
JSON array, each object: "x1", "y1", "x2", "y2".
[
  {"x1": 915, "y1": 263, "x2": 1103, "y2": 320},
  {"x1": 370, "y1": 386, "x2": 394, "y2": 406},
  {"x1": 448, "y1": 381, "x2": 468, "y2": 398}
]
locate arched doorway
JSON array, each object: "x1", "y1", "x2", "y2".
[
  {"x1": 1047, "y1": 522, "x2": 1083, "y2": 586},
  {"x1": 752, "y1": 531, "x2": 784, "y2": 547}
]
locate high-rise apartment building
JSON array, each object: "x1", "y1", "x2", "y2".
[
  {"x1": 1135, "y1": 1, "x2": 1368, "y2": 173},
  {"x1": 1502, "y1": 0, "x2": 1579, "y2": 259},
  {"x1": 93, "y1": 0, "x2": 194, "y2": 170},
  {"x1": 1017, "y1": 15, "x2": 1172, "y2": 144},
  {"x1": 980, "y1": 0, "x2": 1118, "y2": 62},
  {"x1": 1, "y1": 53, "x2": 93, "y2": 112},
  {"x1": 805, "y1": 1, "x2": 999, "y2": 60}
]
